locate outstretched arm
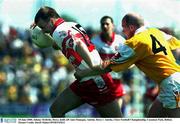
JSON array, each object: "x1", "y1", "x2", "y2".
[
  {"x1": 74, "y1": 43, "x2": 137, "y2": 80},
  {"x1": 161, "y1": 31, "x2": 180, "y2": 50},
  {"x1": 74, "y1": 60, "x2": 112, "y2": 80}
]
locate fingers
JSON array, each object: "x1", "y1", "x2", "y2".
[{"x1": 101, "y1": 60, "x2": 111, "y2": 69}]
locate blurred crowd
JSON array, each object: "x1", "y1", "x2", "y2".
[
  {"x1": 0, "y1": 22, "x2": 180, "y2": 117},
  {"x1": 0, "y1": 24, "x2": 75, "y2": 105}
]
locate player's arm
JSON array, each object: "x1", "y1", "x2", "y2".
[
  {"x1": 74, "y1": 60, "x2": 112, "y2": 80},
  {"x1": 74, "y1": 57, "x2": 136, "y2": 80},
  {"x1": 75, "y1": 44, "x2": 136, "y2": 79},
  {"x1": 167, "y1": 37, "x2": 180, "y2": 50},
  {"x1": 75, "y1": 38, "x2": 103, "y2": 70},
  {"x1": 162, "y1": 31, "x2": 180, "y2": 50}
]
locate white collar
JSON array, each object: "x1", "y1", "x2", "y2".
[{"x1": 135, "y1": 26, "x2": 147, "y2": 35}]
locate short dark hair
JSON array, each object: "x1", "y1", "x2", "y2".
[
  {"x1": 100, "y1": 15, "x2": 114, "y2": 24},
  {"x1": 122, "y1": 13, "x2": 144, "y2": 28},
  {"x1": 35, "y1": 6, "x2": 60, "y2": 24}
]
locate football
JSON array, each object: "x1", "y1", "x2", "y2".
[{"x1": 31, "y1": 27, "x2": 54, "y2": 48}]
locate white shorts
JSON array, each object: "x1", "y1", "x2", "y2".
[{"x1": 158, "y1": 72, "x2": 180, "y2": 109}]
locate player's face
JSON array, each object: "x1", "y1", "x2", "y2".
[
  {"x1": 37, "y1": 19, "x2": 53, "y2": 33},
  {"x1": 101, "y1": 18, "x2": 114, "y2": 34},
  {"x1": 122, "y1": 20, "x2": 135, "y2": 39}
]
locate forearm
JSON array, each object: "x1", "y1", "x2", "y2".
[
  {"x1": 75, "y1": 67, "x2": 111, "y2": 80},
  {"x1": 167, "y1": 37, "x2": 180, "y2": 50},
  {"x1": 76, "y1": 41, "x2": 103, "y2": 70},
  {"x1": 86, "y1": 68, "x2": 110, "y2": 76}
]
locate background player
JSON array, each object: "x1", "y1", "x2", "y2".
[{"x1": 91, "y1": 15, "x2": 125, "y2": 110}]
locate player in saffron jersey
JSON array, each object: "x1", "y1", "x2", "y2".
[
  {"x1": 31, "y1": 6, "x2": 124, "y2": 117},
  {"x1": 75, "y1": 13, "x2": 180, "y2": 117},
  {"x1": 91, "y1": 16, "x2": 125, "y2": 108}
]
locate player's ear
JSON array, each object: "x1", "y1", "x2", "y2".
[{"x1": 129, "y1": 25, "x2": 136, "y2": 31}]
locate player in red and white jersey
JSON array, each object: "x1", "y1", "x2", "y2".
[
  {"x1": 32, "y1": 6, "x2": 123, "y2": 117},
  {"x1": 91, "y1": 16, "x2": 126, "y2": 107}
]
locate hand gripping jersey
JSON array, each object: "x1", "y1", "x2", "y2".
[
  {"x1": 110, "y1": 28, "x2": 180, "y2": 83},
  {"x1": 52, "y1": 18, "x2": 123, "y2": 106}
]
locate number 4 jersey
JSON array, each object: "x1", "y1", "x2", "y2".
[{"x1": 110, "y1": 27, "x2": 180, "y2": 83}]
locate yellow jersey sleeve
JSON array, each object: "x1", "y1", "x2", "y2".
[{"x1": 167, "y1": 37, "x2": 180, "y2": 50}]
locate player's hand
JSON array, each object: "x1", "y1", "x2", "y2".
[{"x1": 101, "y1": 60, "x2": 111, "y2": 69}]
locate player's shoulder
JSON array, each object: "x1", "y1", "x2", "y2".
[
  {"x1": 114, "y1": 33, "x2": 125, "y2": 42},
  {"x1": 134, "y1": 27, "x2": 163, "y2": 40},
  {"x1": 56, "y1": 21, "x2": 74, "y2": 30},
  {"x1": 52, "y1": 22, "x2": 72, "y2": 41},
  {"x1": 54, "y1": 22, "x2": 77, "y2": 35}
]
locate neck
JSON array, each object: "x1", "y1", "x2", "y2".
[
  {"x1": 51, "y1": 18, "x2": 65, "y2": 35},
  {"x1": 100, "y1": 32, "x2": 115, "y2": 45},
  {"x1": 102, "y1": 32, "x2": 113, "y2": 40}
]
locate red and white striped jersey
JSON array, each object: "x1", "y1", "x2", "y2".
[
  {"x1": 51, "y1": 19, "x2": 125, "y2": 97},
  {"x1": 52, "y1": 18, "x2": 105, "y2": 82},
  {"x1": 91, "y1": 33, "x2": 125, "y2": 59},
  {"x1": 91, "y1": 33, "x2": 125, "y2": 79}
]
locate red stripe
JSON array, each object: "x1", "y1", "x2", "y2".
[
  {"x1": 75, "y1": 33, "x2": 95, "y2": 52},
  {"x1": 52, "y1": 18, "x2": 65, "y2": 33},
  {"x1": 66, "y1": 49, "x2": 82, "y2": 67},
  {"x1": 88, "y1": 45, "x2": 95, "y2": 52},
  {"x1": 62, "y1": 30, "x2": 71, "y2": 55},
  {"x1": 54, "y1": 18, "x2": 65, "y2": 28}
]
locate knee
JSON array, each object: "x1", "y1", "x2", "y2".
[
  {"x1": 49, "y1": 102, "x2": 65, "y2": 117},
  {"x1": 49, "y1": 103, "x2": 54, "y2": 113},
  {"x1": 49, "y1": 103, "x2": 56, "y2": 116}
]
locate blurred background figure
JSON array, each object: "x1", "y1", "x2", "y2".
[{"x1": 91, "y1": 15, "x2": 125, "y2": 115}]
